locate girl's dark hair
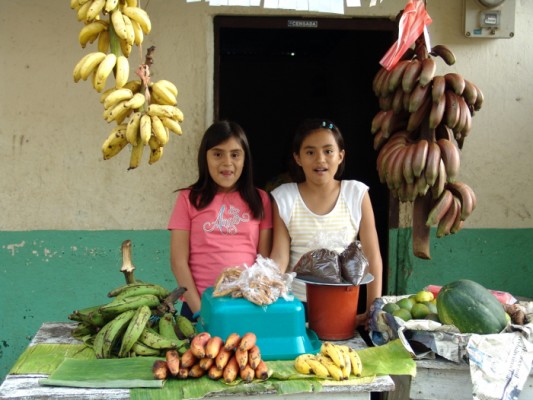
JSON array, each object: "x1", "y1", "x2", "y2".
[
  {"x1": 289, "y1": 118, "x2": 346, "y2": 183},
  {"x1": 187, "y1": 120, "x2": 264, "y2": 219}
]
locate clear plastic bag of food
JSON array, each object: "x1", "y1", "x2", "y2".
[
  {"x1": 293, "y1": 248, "x2": 342, "y2": 284},
  {"x1": 293, "y1": 232, "x2": 369, "y2": 285},
  {"x1": 212, "y1": 256, "x2": 296, "y2": 306},
  {"x1": 292, "y1": 231, "x2": 352, "y2": 284},
  {"x1": 338, "y1": 241, "x2": 369, "y2": 285}
]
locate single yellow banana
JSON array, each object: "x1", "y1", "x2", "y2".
[
  {"x1": 130, "y1": 18, "x2": 144, "y2": 46},
  {"x1": 114, "y1": 55, "x2": 130, "y2": 89},
  {"x1": 151, "y1": 81, "x2": 178, "y2": 105},
  {"x1": 345, "y1": 346, "x2": 363, "y2": 377},
  {"x1": 128, "y1": 142, "x2": 145, "y2": 170},
  {"x1": 119, "y1": 38, "x2": 132, "y2": 57},
  {"x1": 161, "y1": 117, "x2": 182, "y2": 135},
  {"x1": 306, "y1": 358, "x2": 330, "y2": 379},
  {"x1": 139, "y1": 113, "x2": 152, "y2": 145},
  {"x1": 104, "y1": 0, "x2": 119, "y2": 13},
  {"x1": 147, "y1": 104, "x2": 177, "y2": 119},
  {"x1": 77, "y1": 0, "x2": 92, "y2": 21},
  {"x1": 337, "y1": 345, "x2": 352, "y2": 379},
  {"x1": 294, "y1": 354, "x2": 314, "y2": 375},
  {"x1": 102, "y1": 125, "x2": 128, "y2": 160},
  {"x1": 123, "y1": 92, "x2": 146, "y2": 110},
  {"x1": 94, "y1": 53, "x2": 117, "y2": 92},
  {"x1": 153, "y1": 79, "x2": 178, "y2": 97},
  {"x1": 70, "y1": 0, "x2": 81, "y2": 10},
  {"x1": 114, "y1": 105, "x2": 133, "y2": 125},
  {"x1": 123, "y1": 79, "x2": 142, "y2": 93},
  {"x1": 103, "y1": 88, "x2": 133, "y2": 110},
  {"x1": 79, "y1": 51, "x2": 107, "y2": 81},
  {"x1": 122, "y1": 14, "x2": 135, "y2": 46},
  {"x1": 73, "y1": 53, "x2": 94, "y2": 82},
  {"x1": 321, "y1": 342, "x2": 344, "y2": 369},
  {"x1": 151, "y1": 88, "x2": 177, "y2": 106},
  {"x1": 126, "y1": 112, "x2": 142, "y2": 145},
  {"x1": 316, "y1": 354, "x2": 344, "y2": 381},
  {"x1": 99, "y1": 86, "x2": 116, "y2": 104},
  {"x1": 148, "y1": 142, "x2": 164, "y2": 165},
  {"x1": 111, "y1": 8, "x2": 128, "y2": 41},
  {"x1": 104, "y1": 101, "x2": 132, "y2": 124},
  {"x1": 86, "y1": 0, "x2": 106, "y2": 21},
  {"x1": 122, "y1": 6, "x2": 151, "y2": 34},
  {"x1": 97, "y1": 29, "x2": 110, "y2": 53},
  {"x1": 79, "y1": 20, "x2": 108, "y2": 48},
  {"x1": 150, "y1": 115, "x2": 169, "y2": 146}
]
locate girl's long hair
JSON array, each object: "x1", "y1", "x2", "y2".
[{"x1": 186, "y1": 120, "x2": 264, "y2": 219}]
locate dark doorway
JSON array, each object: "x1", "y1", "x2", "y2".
[{"x1": 214, "y1": 16, "x2": 397, "y2": 293}]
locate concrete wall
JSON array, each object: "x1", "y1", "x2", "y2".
[{"x1": 1, "y1": 0, "x2": 532, "y2": 381}]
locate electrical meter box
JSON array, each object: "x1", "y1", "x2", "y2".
[{"x1": 463, "y1": 0, "x2": 516, "y2": 39}]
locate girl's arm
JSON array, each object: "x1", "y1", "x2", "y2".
[
  {"x1": 358, "y1": 191, "x2": 384, "y2": 323},
  {"x1": 269, "y1": 201, "x2": 291, "y2": 273},
  {"x1": 257, "y1": 228, "x2": 273, "y2": 258},
  {"x1": 170, "y1": 229, "x2": 202, "y2": 314}
]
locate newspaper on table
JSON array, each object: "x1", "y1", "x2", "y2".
[{"x1": 369, "y1": 296, "x2": 533, "y2": 400}]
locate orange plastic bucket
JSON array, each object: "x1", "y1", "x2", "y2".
[{"x1": 306, "y1": 283, "x2": 360, "y2": 340}]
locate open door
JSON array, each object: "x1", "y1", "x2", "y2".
[{"x1": 214, "y1": 15, "x2": 396, "y2": 299}]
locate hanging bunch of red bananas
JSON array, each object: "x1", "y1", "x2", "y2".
[{"x1": 371, "y1": 38, "x2": 483, "y2": 259}]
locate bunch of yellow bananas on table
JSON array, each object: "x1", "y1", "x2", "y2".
[
  {"x1": 70, "y1": 0, "x2": 184, "y2": 169},
  {"x1": 294, "y1": 342, "x2": 362, "y2": 381}
]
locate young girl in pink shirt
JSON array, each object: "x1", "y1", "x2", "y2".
[{"x1": 168, "y1": 120, "x2": 272, "y2": 320}]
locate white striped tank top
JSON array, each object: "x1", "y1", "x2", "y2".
[{"x1": 271, "y1": 180, "x2": 368, "y2": 301}]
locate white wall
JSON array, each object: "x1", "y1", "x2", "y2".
[{"x1": 1, "y1": 0, "x2": 532, "y2": 231}]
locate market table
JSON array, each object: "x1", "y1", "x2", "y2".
[
  {"x1": 0, "y1": 322, "x2": 395, "y2": 400},
  {"x1": 410, "y1": 357, "x2": 533, "y2": 400}
]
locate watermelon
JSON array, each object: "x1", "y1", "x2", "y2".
[{"x1": 436, "y1": 279, "x2": 508, "y2": 334}]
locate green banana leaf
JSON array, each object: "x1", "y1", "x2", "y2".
[
  {"x1": 10, "y1": 344, "x2": 94, "y2": 375},
  {"x1": 39, "y1": 357, "x2": 164, "y2": 389},
  {"x1": 16, "y1": 339, "x2": 414, "y2": 399},
  {"x1": 357, "y1": 339, "x2": 417, "y2": 377}
]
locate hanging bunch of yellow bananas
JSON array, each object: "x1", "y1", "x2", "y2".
[{"x1": 70, "y1": 0, "x2": 184, "y2": 169}]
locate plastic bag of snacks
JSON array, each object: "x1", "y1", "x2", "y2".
[{"x1": 212, "y1": 256, "x2": 296, "y2": 306}]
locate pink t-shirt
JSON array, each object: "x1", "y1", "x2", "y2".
[{"x1": 168, "y1": 189, "x2": 272, "y2": 295}]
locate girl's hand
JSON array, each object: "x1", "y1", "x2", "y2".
[{"x1": 356, "y1": 312, "x2": 369, "y2": 330}]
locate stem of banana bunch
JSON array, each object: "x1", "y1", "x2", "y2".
[
  {"x1": 136, "y1": 46, "x2": 156, "y2": 111},
  {"x1": 108, "y1": 16, "x2": 122, "y2": 76},
  {"x1": 120, "y1": 239, "x2": 137, "y2": 284},
  {"x1": 412, "y1": 192, "x2": 432, "y2": 260}
]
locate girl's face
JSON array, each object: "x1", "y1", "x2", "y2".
[
  {"x1": 294, "y1": 128, "x2": 344, "y2": 184},
  {"x1": 206, "y1": 137, "x2": 245, "y2": 192}
]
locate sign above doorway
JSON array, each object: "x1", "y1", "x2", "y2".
[{"x1": 185, "y1": 0, "x2": 386, "y2": 15}]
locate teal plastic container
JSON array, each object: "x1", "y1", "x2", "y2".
[{"x1": 197, "y1": 287, "x2": 321, "y2": 360}]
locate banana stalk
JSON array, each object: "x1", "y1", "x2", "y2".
[{"x1": 120, "y1": 239, "x2": 136, "y2": 284}]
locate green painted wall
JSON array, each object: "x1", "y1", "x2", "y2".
[
  {"x1": 386, "y1": 227, "x2": 533, "y2": 299},
  {"x1": 2, "y1": 228, "x2": 533, "y2": 381},
  {"x1": 0, "y1": 230, "x2": 174, "y2": 382}
]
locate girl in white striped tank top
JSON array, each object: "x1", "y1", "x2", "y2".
[{"x1": 270, "y1": 119, "x2": 383, "y2": 329}]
